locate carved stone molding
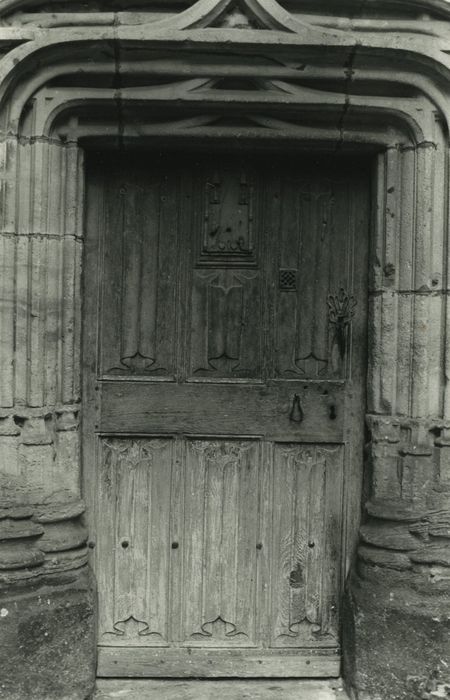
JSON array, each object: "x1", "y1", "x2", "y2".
[
  {"x1": 358, "y1": 415, "x2": 450, "y2": 590},
  {"x1": 0, "y1": 494, "x2": 87, "y2": 585},
  {"x1": 0, "y1": 508, "x2": 44, "y2": 578}
]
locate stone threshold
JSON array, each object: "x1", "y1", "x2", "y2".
[{"x1": 94, "y1": 679, "x2": 349, "y2": 699}]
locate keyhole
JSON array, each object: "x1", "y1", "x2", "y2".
[
  {"x1": 289, "y1": 394, "x2": 304, "y2": 423},
  {"x1": 329, "y1": 403, "x2": 337, "y2": 420},
  {"x1": 121, "y1": 540, "x2": 129, "y2": 549}
]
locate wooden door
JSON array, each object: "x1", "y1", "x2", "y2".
[{"x1": 83, "y1": 151, "x2": 369, "y2": 678}]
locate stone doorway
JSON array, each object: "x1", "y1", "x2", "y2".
[
  {"x1": 82, "y1": 148, "x2": 370, "y2": 679},
  {"x1": 1, "y1": 3, "x2": 450, "y2": 698}
]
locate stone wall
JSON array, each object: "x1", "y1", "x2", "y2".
[{"x1": 0, "y1": 129, "x2": 94, "y2": 699}]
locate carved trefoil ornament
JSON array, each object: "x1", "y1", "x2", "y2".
[
  {"x1": 190, "y1": 615, "x2": 249, "y2": 644},
  {"x1": 103, "y1": 615, "x2": 167, "y2": 644},
  {"x1": 109, "y1": 350, "x2": 160, "y2": 375}
]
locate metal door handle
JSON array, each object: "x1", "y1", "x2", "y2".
[{"x1": 289, "y1": 394, "x2": 304, "y2": 423}]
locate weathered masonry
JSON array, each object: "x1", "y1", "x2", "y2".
[{"x1": 0, "y1": 2, "x2": 450, "y2": 699}]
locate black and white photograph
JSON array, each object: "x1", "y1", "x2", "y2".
[{"x1": 0, "y1": 2, "x2": 449, "y2": 699}]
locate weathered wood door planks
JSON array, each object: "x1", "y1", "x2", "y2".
[{"x1": 83, "y1": 152, "x2": 369, "y2": 678}]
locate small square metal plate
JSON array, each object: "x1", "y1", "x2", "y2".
[{"x1": 279, "y1": 268, "x2": 297, "y2": 291}]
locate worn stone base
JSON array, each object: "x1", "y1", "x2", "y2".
[
  {"x1": 343, "y1": 571, "x2": 450, "y2": 700},
  {"x1": 0, "y1": 565, "x2": 96, "y2": 700}
]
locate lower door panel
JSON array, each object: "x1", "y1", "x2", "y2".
[{"x1": 93, "y1": 436, "x2": 343, "y2": 677}]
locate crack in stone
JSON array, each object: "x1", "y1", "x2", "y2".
[{"x1": 335, "y1": 42, "x2": 359, "y2": 151}]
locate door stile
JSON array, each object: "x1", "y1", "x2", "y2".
[
  {"x1": 82, "y1": 167, "x2": 103, "y2": 560},
  {"x1": 341, "y1": 178, "x2": 370, "y2": 582},
  {"x1": 168, "y1": 436, "x2": 185, "y2": 643}
]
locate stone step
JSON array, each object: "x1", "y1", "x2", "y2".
[{"x1": 94, "y1": 679, "x2": 349, "y2": 700}]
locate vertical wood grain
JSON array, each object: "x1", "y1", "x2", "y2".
[
  {"x1": 271, "y1": 444, "x2": 343, "y2": 648},
  {"x1": 97, "y1": 438, "x2": 173, "y2": 646}
]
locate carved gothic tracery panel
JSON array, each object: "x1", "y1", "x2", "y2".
[
  {"x1": 96, "y1": 437, "x2": 173, "y2": 647},
  {"x1": 270, "y1": 444, "x2": 343, "y2": 647},
  {"x1": 273, "y1": 177, "x2": 363, "y2": 380},
  {"x1": 189, "y1": 269, "x2": 262, "y2": 379},
  {"x1": 99, "y1": 168, "x2": 179, "y2": 379},
  {"x1": 94, "y1": 437, "x2": 344, "y2": 652}
]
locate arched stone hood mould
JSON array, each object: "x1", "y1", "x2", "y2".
[
  {"x1": 289, "y1": 0, "x2": 450, "y2": 20},
  {"x1": 1, "y1": 0, "x2": 450, "y2": 115},
  {"x1": 1, "y1": 35, "x2": 450, "y2": 138},
  {"x1": 35, "y1": 80, "x2": 430, "y2": 149},
  {"x1": 0, "y1": 0, "x2": 352, "y2": 33}
]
